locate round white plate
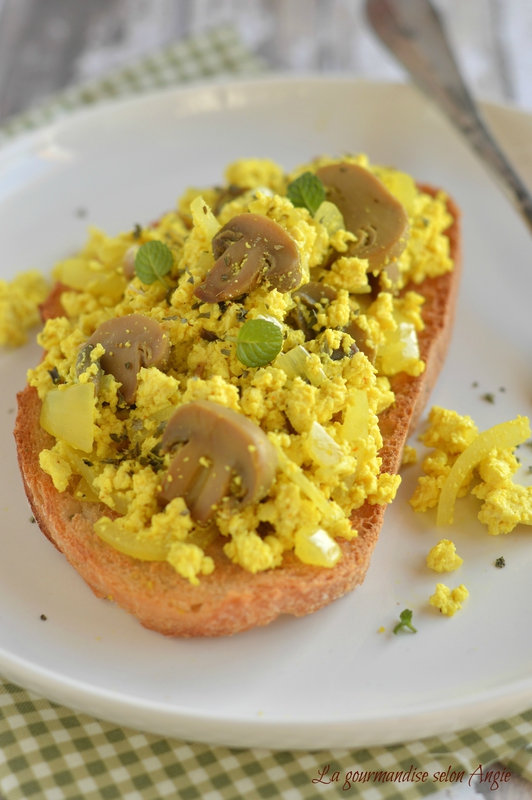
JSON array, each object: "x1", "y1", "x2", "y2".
[{"x1": 1, "y1": 77, "x2": 532, "y2": 750}]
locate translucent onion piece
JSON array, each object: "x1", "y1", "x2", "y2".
[
  {"x1": 190, "y1": 195, "x2": 221, "y2": 240},
  {"x1": 94, "y1": 517, "x2": 168, "y2": 561},
  {"x1": 342, "y1": 390, "x2": 370, "y2": 442},
  {"x1": 40, "y1": 383, "x2": 95, "y2": 453},
  {"x1": 307, "y1": 422, "x2": 344, "y2": 467},
  {"x1": 313, "y1": 201, "x2": 345, "y2": 234},
  {"x1": 275, "y1": 345, "x2": 326, "y2": 387},
  {"x1": 377, "y1": 320, "x2": 420, "y2": 376},
  {"x1": 294, "y1": 527, "x2": 342, "y2": 567},
  {"x1": 437, "y1": 416, "x2": 531, "y2": 526}
]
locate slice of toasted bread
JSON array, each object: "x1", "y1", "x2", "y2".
[{"x1": 14, "y1": 188, "x2": 460, "y2": 637}]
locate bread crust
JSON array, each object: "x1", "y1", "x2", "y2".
[{"x1": 15, "y1": 188, "x2": 461, "y2": 637}]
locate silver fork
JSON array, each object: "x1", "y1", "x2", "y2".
[{"x1": 366, "y1": 0, "x2": 532, "y2": 236}]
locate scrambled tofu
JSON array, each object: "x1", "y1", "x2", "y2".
[
  {"x1": 28, "y1": 156, "x2": 454, "y2": 584},
  {"x1": 426, "y1": 539, "x2": 463, "y2": 572},
  {"x1": 411, "y1": 406, "x2": 531, "y2": 536},
  {"x1": 0, "y1": 270, "x2": 49, "y2": 346},
  {"x1": 430, "y1": 583, "x2": 469, "y2": 616},
  {"x1": 401, "y1": 445, "x2": 418, "y2": 466}
]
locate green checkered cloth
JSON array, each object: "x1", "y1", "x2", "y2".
[
  {"x1": 2, "y1": 26, "x2": 532, "y2": 800},
  {"x1": 0, "y1": 26, "x2": 263, "y2": 144}
]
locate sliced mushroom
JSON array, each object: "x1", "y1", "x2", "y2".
[
  {"x1": 316, "y1": 163, "x2": 409, "y2": 272},
  {"x1": 343, "y1": 318, "x2": 376, "y2": 365},
  {"x1": 159, "y1": 400, "x2": 277, "y2": 524},
  {"x1": 87, "y1": 314, "x2": 170, "y2": 404},
  {"x1": 194, "y1": 214, "x2": 301, "y2": 303},
  {"x1": 212, "y1": 184, "x2": 248, "y2": 215},
  {"x1": 287, "y1": 282, "x2": 338, "y2": 340}
]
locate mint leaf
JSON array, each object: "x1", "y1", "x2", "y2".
[
  {"x1": 286, "y1": 172, "x2": 325, "y2": 215},
  {"x1": 135, "y1": 241, "x2": 173, "y2": 286},
  {"x1": 236, "y1": 319, "x2": 283, "y2": 369}
]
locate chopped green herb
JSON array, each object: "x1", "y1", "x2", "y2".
[
  {"x1": 481, "y1": 393, "x2": 495, "y2": 404},
  {"x1": 236, "y1": 319, "x2": 283, "y2": 369},
  {"x1": 499, "y1": 387, "x2": 506, "y2": 392},
  {"x1": 393, "y1": 608, "x2": 417, "y2": 635},
  {"x1": 40, "y1": 614, "x2": 47, "y2": 621},
  {"x1": 472, "y1": 381, "x2": 478, "y2": 388},
  {"x1": 132, "y1": 223, "x2": 142, "y2": 239},
  {"x1": 82, "y1": 459, "x2": 94, "y2": 466},
  {"x1": 286, "y1": 172, "x2": 325, "y2": 215},
  {"x1": 495, "y1": 556, "x2": 506, "y2": 568},
  {"x1": 135, "y1": 241, "x2": 173, "y2": 287},
  {"x1": 220, "y1": 348, "x2": 231, "y2": 356},
  {"x1": 29, "y1": 516, "x2": 36, "y2": 523}
]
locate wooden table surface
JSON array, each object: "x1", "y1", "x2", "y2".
[{"x1": 0, "y1": 2, "x2": 531, "y2": 799}]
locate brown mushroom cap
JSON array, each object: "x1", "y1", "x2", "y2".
[
  {"x1": 316, "y1": 163, "x2": 409, "y2": 272},
  {"x1": 87, "y1": 314, "x2": 170, "y2": 404},
  {"x1": 159, "y1": 400, "x2": 277, "y2": 524},
  {"x1": 194, "y1": 214, "x2": 301, "y2": 303},
  {"x1": 343, "y1": 318, "x2": 376, "y2": 364}
]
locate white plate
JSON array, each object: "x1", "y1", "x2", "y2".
[{"x1": 1, "y1": 77, "x2": 532, "y2": 750}]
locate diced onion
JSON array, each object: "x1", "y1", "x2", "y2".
[
  {"x1": 95, "y1": 517, "x2": 168, "y2": 561},
  {"x1": 437, "y1": 416, "x2": 531, "y2": 526},
  {"x1": 294, "y1": 527, "x2": 341, "y2": 567},
  {"x1": 342, "y1": 390, "x2": 370, "y2": 442},
  {"x1": 313, "y1": 201, "x2": 345, "y2": 234},
  {"x1": 307, "y1": 422, "x2": 344, "y2": 467},
  {"x1": 275, "y1": 345, "x2": 327, "y2": 387},
  {"x1": 376, "y1": 320, "x2": 420, "y2": 376},
  {"x1": 40, "y1": 383, "x2": 95, "y2": 453},
  {"x1": 63, "y1": 444, "x2": 130, "y2": 515},
  {"x1": 257, "y1": 313, "x2": 283, "y2": 331},
  {"x1": 190, "y1": 195, "x2": 221, "y2": 240}
]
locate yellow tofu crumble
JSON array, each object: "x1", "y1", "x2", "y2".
[
  {"x1": 430, "y1": 583, "x2": 469, "y2": 616},
  {"x1": 411, "y1": 406, "x2": 531, "y2": 536},
  {"x1": 426, "y1": 539, "x2": 463, "y2": 572},
  {"x1": 28, "y1": 156, "x2": 455, "y2": 584},
  {"x1": 0, "y1": 270, "x2": 49, "y2": 346}
]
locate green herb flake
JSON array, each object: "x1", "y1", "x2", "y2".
[
  {"x1": 286, "y1": 172, "x2": 325, "y2": 215},
  {"x1": 495, "y1": 556, "x2": 506, "y2": 568},
  {"x1": 393, "y1": 608, "x2": 417, "y2": 635},
  {"x1": 134, "y1": 241, "x2": 173, "y2": 287},
  {"x1": 481, "y1": 392, "x2": 495, "y2": 404},
  {"x1": 236, "y1": 319, "x2": 283, "y2": 369}
]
